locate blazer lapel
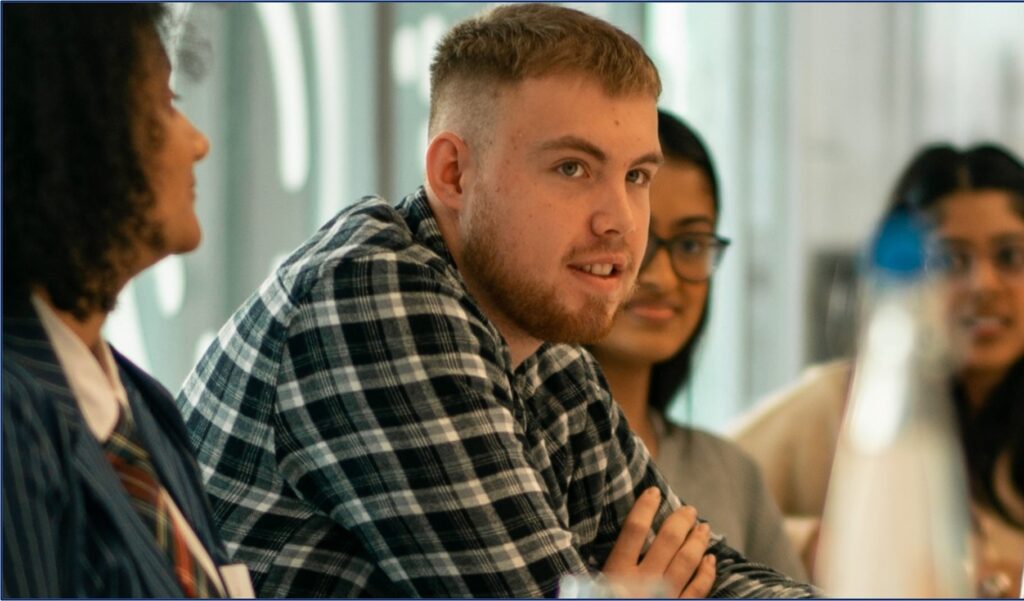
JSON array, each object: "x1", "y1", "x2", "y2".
[
  {"x1": 116, "y1": 352, "x2": 228, "y2": 566},
  {"x1": 3, "y1": 309, "x2": 184, "y2": 596}
]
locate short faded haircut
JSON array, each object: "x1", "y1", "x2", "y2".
[{"x1": 428, "y1": 3, "x2": 661, "y2": 137}]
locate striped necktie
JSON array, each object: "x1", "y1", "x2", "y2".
[{"x1": 104, "y1": 408, "x2": 218, "y2": 598}]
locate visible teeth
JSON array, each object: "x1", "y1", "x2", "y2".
[{"x1": 582, "y1": 264, "x2": 614, "y2": 276}]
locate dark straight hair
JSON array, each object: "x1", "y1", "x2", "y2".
[{"x1": 648, "y1": 109, "x2": 722, "y2": 414}]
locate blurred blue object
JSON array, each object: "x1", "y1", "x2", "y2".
[{"x1": 866, "y1": 209, "x2": 928, "y2": 280}]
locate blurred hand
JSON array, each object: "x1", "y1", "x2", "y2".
[{"x1": 603, "y1": 488, "x2": 716, "y2": 598}]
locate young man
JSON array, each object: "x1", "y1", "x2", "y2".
[{"x1": 179, "y1": 4, "x2": 815, "y2": 597}]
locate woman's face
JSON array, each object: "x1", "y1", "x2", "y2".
[
  {"x1": 931, "y1": 189, "x2": 1024, "y2": 378},
  {"x1": 134, "y1": 34, "x2": 210, "y2": 266},
  {"x1": 591, "y1": 160, "x2": 716, "y2": 366}
]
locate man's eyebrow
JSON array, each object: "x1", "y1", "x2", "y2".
[
  {"x1": 537, "y1": 136, "x2": 607, "y2": 163},
  {"x1": 536, "y1": 136, "x2": 665, "y2": 168}
]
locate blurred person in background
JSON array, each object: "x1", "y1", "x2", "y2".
[
  {"x1": 589, "y1": 109, "x2": 806, "y2": 580},
  {"x1": 733, "y1": 143, "x2": 1024, "y2": 596},
  {"x1": 1, "y1": 4, "x2": 246, "y2": 597}
]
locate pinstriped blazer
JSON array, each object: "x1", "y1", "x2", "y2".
[{"x1": 2, "y1": 300, "x2": 229, "y2": 597}]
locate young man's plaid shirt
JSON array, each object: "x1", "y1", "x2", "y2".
[{"x1": 177, "y1": 188, "x2": 815, "y2": 598}]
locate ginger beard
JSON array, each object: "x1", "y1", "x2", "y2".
[{"x1": 460, "y1": 182, "x2": 638, "y2": 345}]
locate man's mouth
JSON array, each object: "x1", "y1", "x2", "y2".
[{"x1": 576, "y1": 263, "x2": 618, "y2": 277}]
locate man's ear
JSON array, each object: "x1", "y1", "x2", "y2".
[{"x1": 425, "y1": 131, "x2": 473, "y2": 213}]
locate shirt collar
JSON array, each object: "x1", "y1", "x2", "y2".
[
  {"x1": 399, "y1": 187, "x2": 459, "y2": 271},
  {"x1": 31, "y1": 294, "x2": 129, "y2": 442},
  {"x1": 398, "y1": 187, "x2": 518, "y2": 371}
]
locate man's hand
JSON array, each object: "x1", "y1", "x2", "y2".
[{"x1": 603, "y1": 488, "x2": 716, "y2": 598}]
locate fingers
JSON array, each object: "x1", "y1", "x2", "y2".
[
  {"x1": 641, "y1": 505, "x2": 698, "y2": 572},
  {"x1": 661, "y1": 520, "x2": 710, "y2": 593},
  {"x1": 603, "y1": 490, "x2": 716, "y2": 599},
  {"x1": 604, "y1": 487, "x2": 662, "y2": 572},
  {"x1": 679, "y1": 553, "x2": 716, "y2": 599}
]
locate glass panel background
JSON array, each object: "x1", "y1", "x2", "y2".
[{"x1": 104, "y1": 2, "x2": 1024, "y2": 432}]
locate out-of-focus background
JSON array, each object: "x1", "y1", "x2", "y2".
[{"x1": 110, "y1": 2, "x2": 1024, "y2": 431}]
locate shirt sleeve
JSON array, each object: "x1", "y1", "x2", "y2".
[
  {"x1": 574, "y1": 353, "x2": 818, "y2": 599},
  {"x1": 269, "y1": 252, "x2": 594, "y2": 597}
]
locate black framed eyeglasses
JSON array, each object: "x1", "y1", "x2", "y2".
[{"x1": 641, "y1": 231, "x2": 731, "y2": 282}]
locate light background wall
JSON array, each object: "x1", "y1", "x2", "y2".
[{"x1": 107, "y1": 2, "x2": 1024, "y2": 432}]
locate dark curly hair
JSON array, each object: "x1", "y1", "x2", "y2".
[
  {"x1": 648, "y1": 109, "x2": 722, "y2": 414},
  {"x1": 3, "y1": 3, "x2": 167, "y2": 319},
  {"x1": 885, "y1": 143, "x2": 1024, "y2": 529}
]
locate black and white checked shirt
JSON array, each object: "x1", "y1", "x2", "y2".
[{"x1": 178, "y1": 188, "x2": 815, "y2": 598}]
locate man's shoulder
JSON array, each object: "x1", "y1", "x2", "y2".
[
  {"x1": 532, "y1": 343, "x2": 600, "y2": 382},
  {"x1": 270, "y1": 193, "x2": 456, "y2": 305},
  {"x1": 277, "y1": 196, "x2": 412, "y2": 286},
  {"x1": 177, "y1": 197, "x2": 418, "y2": 405},
  {"x1": 523, "y1": 343, "x2": 612, "y2": 414},
  {"x1": 179, "y1": 191, "x2": 493, "y2": 407},
  {"x1": 540, "y1": 342, "x2": 600, "y2": 366}
]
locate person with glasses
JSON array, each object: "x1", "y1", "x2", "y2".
[
  {"x1": 734, "y1": 142, "x2": 1024, "y2": 596},
  {"x1": 589, "y1": 109, "x2": 807, "y2": 579},
  {"x1": 905, "y1": 143, "x2": 1024, "y2": 598}
]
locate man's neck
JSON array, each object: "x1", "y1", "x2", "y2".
[
  {"x1": 426, "y1": 191, "x2": 543, "y2": 369},
  {"x1": 502, "y1": 331, "x2": 544, "y2": 370},
  {"x1": 458, "y1": 279, "x2": 544, "y2": 368}
]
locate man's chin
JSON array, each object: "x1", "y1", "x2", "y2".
[
  {"x1": 565, "y1": 320, "x2": 617, "y2": 345},
  {"x1": 523, "y1": 305, "x2": 618, "y2": 345}
]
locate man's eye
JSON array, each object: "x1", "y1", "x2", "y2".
[
  {"x1": 626, "y1": 169, "x2": 650, "y2": 186},
  {"x1": 557, "y1": 162, "x2": 584, "y2": 178}
]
